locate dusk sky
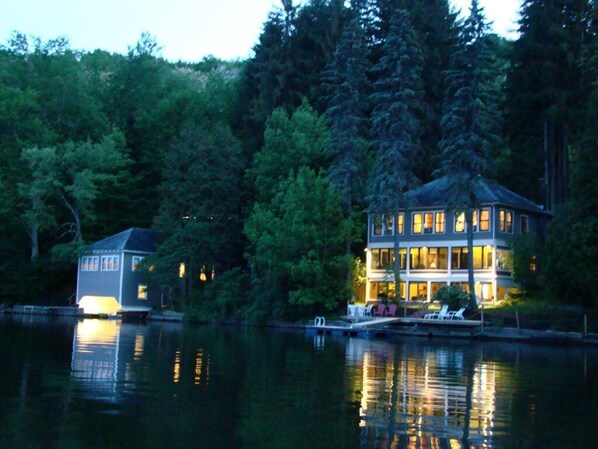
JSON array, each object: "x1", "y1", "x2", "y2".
[{"x1": 1, "y1": 0, "x2": 521, "y2": 62}]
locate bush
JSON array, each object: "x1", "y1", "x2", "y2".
[{"x1": 432, "y1": 285, "x2": 469, "y2": 311}]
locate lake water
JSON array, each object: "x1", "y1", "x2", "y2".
[{"x1": 1, "y1": 316, "x2": 597, "y2": 449}]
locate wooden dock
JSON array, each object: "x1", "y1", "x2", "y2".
[{"x1": 306, "y1": 316, "x2": 483, "y2": 339}]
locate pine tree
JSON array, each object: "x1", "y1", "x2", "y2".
[
  {"x1": 322, "y1": 15, "x2": 370, "y2": 287},
  {"x1": 505, "y1": 0, "x2": 592, "y2": 209},
  {"x1": 367, "y1": 8, "x2": 424, "y2": 311},
  {"x1": 436, "y1": 0, "x2": 501, "y2": 308}
]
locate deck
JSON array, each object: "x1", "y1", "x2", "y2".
[{"x1": 306, "y1": 315, "x2": 482, "y2": 339}]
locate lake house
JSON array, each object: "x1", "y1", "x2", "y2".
[
  {"x1": 76, "y1": 228, "x2": 160, "y2": 314},
  {"x1": 366, "y1": 176, "x2": 549, "y2": 304}
]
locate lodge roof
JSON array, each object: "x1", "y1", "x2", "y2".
[
  {"x1": 410, "y1": 176, "x2": 544, "y2": 213},
  {"x1": 88, "y1": 228, "x2": 156, "y2": 253}
]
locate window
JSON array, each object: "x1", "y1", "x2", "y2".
[
  {"x1": 520, "y1": 215, "x2": 529, "y2": 234},
  {"x1": 423, "y1": 213, "x2": 434, "y2": 234},
  {"x1": 81, "y1": 256, "x2": 99, "y2": 271},
  {"x1": 496, "y1": 248, "x2": 512, "y2": 272},
  {"x1": 479, "y1": 209, "x2": 490, "y2": 231},
  {"x1": 372, "y1": 214, "x2": 394, "y2": 236},
  {"x1": 137, "y1": 284, "x2": 148, "y2": 300},
  {"x1": 435, "y1": 212, "x2": 445, "y2": 233},
  {"x1": 408, "y1": 282, "x2": 428, "y2": 301},
  {"x1": 132, "y1": 256, "x2": 145, "y2": 271},
  {"x1": 369, "y1": 282, "x2": 405, "y2": 301},
  {"x1": 455, "y1": 212, "x2": 465, "y2": 233},
  {"x1": 499, "y1": 209, "x2": 513, "y2": 233},
  {"x1": 451, "y1": 246, "x2": 493, "y2": 270},
  {"x1": 101, "y1": 255, "x2": 119, "y2": 271},
  {"x1": 397, "y1": 213, "x2": 404, "y2": 234},
  {"x1": 370, "y1": 248, "x2": 406, "y2": 270},
  {"x1": 412, "y1": 213, "x2": 423, "y2": 234},
  {"x1": 413, "y1": 212, "x2": 444, "y2": 234},
  {"x1": 409, "y1": 247, "x2": 448, "y2": 270}
]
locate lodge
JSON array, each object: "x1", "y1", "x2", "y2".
[{"x1": 365, "y1": 176, "x2": 549, "y2": 305}]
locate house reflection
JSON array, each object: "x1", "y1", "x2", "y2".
[
  {"x1": 345, "y1": 339, "x2": 507, "y2": 449},
  {"x1": 70, "y1": 320, "x2": 149, "y2": 403}
]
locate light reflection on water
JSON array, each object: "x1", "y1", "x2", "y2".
[{"x1": 1, "y1": 316, "x2": 597, "y2": 449}]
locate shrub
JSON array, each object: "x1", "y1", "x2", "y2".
[{"x1": 432, "y1": 285, "x2": 469, "y2": 311}]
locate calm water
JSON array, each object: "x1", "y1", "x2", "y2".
[{"x1": 1, "y1": 317, "x2": 597, "y2": 449}]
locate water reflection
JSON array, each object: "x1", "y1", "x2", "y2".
[
  {"x1": 1, "y1": 316, "x2": 597, "y2": 449},
  {"x1": 336, "y1": 338, "x2": 507, "y2": 449}
]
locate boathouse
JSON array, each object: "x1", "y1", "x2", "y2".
[{"x1": 76, "y1": 228, "x2": 160, "y2": 314}]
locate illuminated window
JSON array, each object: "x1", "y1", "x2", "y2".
[
  {"x1": 435, "y1": 212, "x2": 445, "y2": 233},
  {"x1": 455, "y1": 212, "x2": 465, "y2": 233},
  {"x1": 423, "y1": 213, "x2": 434, "y2": 234},
  {"x1": 101, "y1": 255, "x2": 119, "y2": 271},
  {"x1": 137, "y1": 284, "x2": 148, "y2": 300},
  {"x1": 81, "y1": 256, "x2": 99, "y2": 271},
  {"x1": 409, "y1": 247, "x2": 448, "y2": 270},
  {"x1": 370, "y1": 248, "x2": 406, "y2": 270},
  {"x1": 179, "y1": 262, "x2": 186, "y2": 278},
  {"x1": 132, "y1": 256, "x2": 144, "y2": 271},
  {"x1": 479, "y1": 208, "x2": 490, "y2": 231},
  {"x1": 499, "y1": 209, "x2": 513, "y2": 233},
  {"x1": 452, "y1": 246, "x2": 493, "y2": 269},
  {"x1": 412, "y1": 213, "x2": 422, "y2": 234},
  {"x1": 397, "y1": 213, "x2": 404, "y2": 234},
  {"x1": 520, "y1": 215, "x2": 529, "y2": 234}
]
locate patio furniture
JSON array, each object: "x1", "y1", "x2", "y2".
[
  {"x1": 424, "y1": 304, "x2": 449, "y2": 320},
  {"x1": 385, "y1": 304, "x2": 398, "y2": 317},
  {"x1": 373, "y1": 304, "x2": 386, "y2": 317},
  {"x1": 446, "y1": 307, "x2": 466, "y2": 320},
  {"x1": 363, "y1": 305, "x2": 373, "y2": 316}
]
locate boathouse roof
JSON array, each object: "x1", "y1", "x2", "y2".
[{"x1": 89, "y1": 228, "x2": 156, "y2": 253}]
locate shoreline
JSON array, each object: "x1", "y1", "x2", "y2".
[{"x1": 3, "y1": 305, "x2": 598, "y2": 347}]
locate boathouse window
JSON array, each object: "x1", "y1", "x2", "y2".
[
  {"x1": 137, "y1": 284, "x2": 148, "y2": 300},
  {"x1": 372, "y1": 214, "x2": 394, "y2": 236},
  {"x1": 412, "y1": 213, "x2": 423, "y2": 234},
  {"x1": 101, "y1": 255, "x2": 119, "y2": 271},
  {"x1": 370, "y1": 248, "x2": 406, "y2": 270},
  {"x1": 499, "y1": 209, "x2": 513, "y2": 233},
  {"x1": 81, "y1": 256, "x2": 99, "y2": 271},
  {"x1": 520, "y1": 215, "x2": 529, "y2": 234},
  {"x1": 132, "y1": 256, "x2": 145, "y2": 271}
]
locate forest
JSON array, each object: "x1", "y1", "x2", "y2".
[{"x1": 1, "y1": 0, "x2": 597, "y2": 320}]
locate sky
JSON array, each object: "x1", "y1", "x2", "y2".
[{"x1": 0, "y1": 0, "x2": 521, "y2": 62}]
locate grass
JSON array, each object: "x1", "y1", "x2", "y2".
[{"x1": 481, "y1": 293, "x2": 598, "y2": 333}]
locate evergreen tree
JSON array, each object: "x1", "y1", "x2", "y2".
[
  {"x1": 322, "y1": 15, "x2": 370, "y2": 286},
  {"x1": 436, "y1": 0, "x2": 500, "y2": 308},
  {"x1": 505, "y1": 0, "x2": 592, "y2": 209},
  {"x1": 367, "y1": 8, "x2": 424, "y2": 311}
]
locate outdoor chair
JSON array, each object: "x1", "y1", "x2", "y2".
[
  {"x1": 385, "y1": 303, "x2": 398, "y2": 317},
  {"x1": 446, "y1": 308, "x2": 466, "y2": 320},
  {"x1": 373, "y1": 304, "x2": 386, "y2": 317},
  {"x1": 424, "y1": 304, "x2": 448, "y2": 320},
  {"x1": 363, "y1": 305, "x2": 373, "y2": 316}
]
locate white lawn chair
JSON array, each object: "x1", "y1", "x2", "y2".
[
  {"x1": 447, "y1": 308, "x2": 466, "y2": 320},
  {"x1": 424, "y1": 304, "x2": 448, "y2": 320}
]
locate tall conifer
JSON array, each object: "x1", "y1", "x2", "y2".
[
  {"x1": 367, "y1": 8, "x2": 423, "y2": 309},
  {"x1": 436, "y1": 0, "x2": 500, "y2": 308}
]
